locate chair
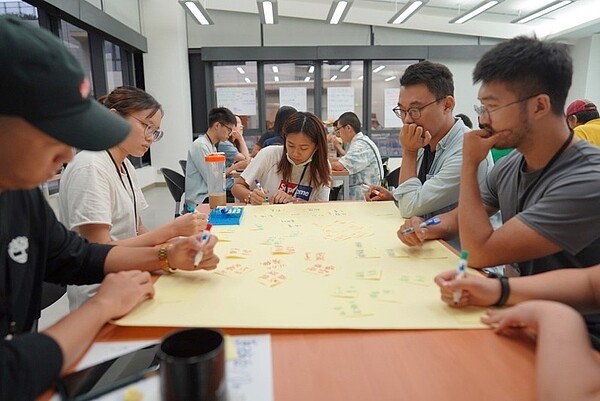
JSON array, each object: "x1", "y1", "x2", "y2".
[
  {"x1": 160, "y1": 167, "x2": 185, "y2": 218},
  {"x1": 385, "y1": 167, "x2": 400, "y2": 189},
  {"x1": 179, "y1": 159, "x2": 187, "y2": 175}
]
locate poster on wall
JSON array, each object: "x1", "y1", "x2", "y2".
[
  {"x1": 279, "y1": 87, "x2": 307, "y2": 112},
  {"x1": 384, "y1": 88, "x2": 402, "y2": 128},
  {"x1": 216, "y1": 87, "x2": 257, "y2": 116},
  {"x1": 327, "y1": 87, "x2": 354, "y2": 121}
]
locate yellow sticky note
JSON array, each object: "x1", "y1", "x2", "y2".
[
  {"x1": 333, "y1": 300, "x2": 373, "y2": 318},
  {"x1": 355, "y1": 269, "x2": 382, "y2": 280},
  {"x1": 226, "y1": 248, "x2": 252, "y2": 259},
  {"x1": 332, "y1": 285, "x2": 359, "y2": 298},
  {"x1": 369, "y1": 289, "x2": 402, "y2": 303},
  {"x1": 271, "y1": 245, "x2": 296, "y2": 255}
]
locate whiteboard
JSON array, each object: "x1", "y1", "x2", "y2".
[
  {"x1": 279, "y1": 87, "x2": 307, "y2": 112},
  {"x1": 216, "y1": 87, "x2": 257, "y2": 116},
  {"x1": 327, "y1": 87, "x2": 354, "y2": 120}
]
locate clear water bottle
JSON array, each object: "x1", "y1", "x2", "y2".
[{"x1": 205, "y1": 152, "x2": 226, "y2": 209}]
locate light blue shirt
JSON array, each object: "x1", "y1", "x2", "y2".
[
  {"x1": 393, "y1": 119, "x2": 494, "y2": 219},
  {"x1": 185, "y1": 134, "x2": 216, "y2": 207},
  {"x1": 338, "y1": 132, "x2": 384, "y2": 200}
]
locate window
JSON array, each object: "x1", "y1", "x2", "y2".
[
  {"x1": 0, "y1": 1, "x2": 37, "y2": 21},
  {"x1": 59, "y1": 20, "x2": 94, "y2": 94},
  {"x1": 263, "y1": 62, "x2": 315, "y2": 121},
  {"x1": 104, "y1": 41, "x2": 124, "y2": 92},
  {"x1": 321, "y1": 61, "x2": 363, "y2": 123}
]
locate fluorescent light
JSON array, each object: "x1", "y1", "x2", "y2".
[
  {"x1": 331, "y1": 75, "x2": 338, "y2": 81},
  {"x1": 180, "y1": 1, "x2": 214, "y2": 25},
  {"x1": 244, "y1": 77, "x2": 251, "y2": 83},
  {"x1": 257, "y1": 0, "x2": 279, "y2": 24},
  {"x1": 327, "y1": 0, "x2": 353, "y2": 24},
  {"x1": 272, "y1": 66, "x2": 279, "y2": 73},
  {"x1": 388, "y1": 0, "x2": 428, "y2": 24},
  {"x1": 274, "y1": 76, "x2": 279, "y2": 82},
  {"x1": 340, "y1": 64, "x2": 350, "y2": 72},
  {"x1": 308, "y1": 66, "x2": 315, "y2": 73},
  {"x1": 237, "y1": 67, "x2": 246, "y2": 74},
  {"x1": 304, "y1": 77, "x2": 311, "y2": 82},
  {"x1": 450, "y1": 0, "x2": 501, "y2": 24},
  {"x1": 358, "y1": 75, "x2": 363, "y2": 80},
  {"x1": 373, "y1": 65, "x2": 385, "y2": 73},
  {"x1": 512, "y1": 0, "x2": 572, "y2": 24},
  {"x1": 384, "y1": 76, "x2": 397, "y2": 82}
]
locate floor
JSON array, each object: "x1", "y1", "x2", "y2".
[{"x1": 39, "y1": 184, "x2": 175, "y2": 330}]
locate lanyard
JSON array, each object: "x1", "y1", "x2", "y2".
[
  {"x1": 516, "y1": 131, "x2": 574, "y2": 214},
  {"x1": 106, "y1": 151, "x2": 138, "y2": 234},
  {"x1": 287, "y1": 164, "x2": 309, "y2": 198}
]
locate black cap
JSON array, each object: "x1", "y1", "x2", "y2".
[{"x1": 0, "y1": 16, "x2": 131, "y2": 150}]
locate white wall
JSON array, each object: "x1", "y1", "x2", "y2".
[{"x1": 568, "y1": 34, "x2": 600, "y2": 107}]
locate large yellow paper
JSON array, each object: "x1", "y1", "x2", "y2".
[{"x1": 115, "y1": 202, "x2": 487, "y2": 329}]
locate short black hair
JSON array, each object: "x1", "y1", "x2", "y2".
[
  {"x1": 574, "y1": 110, "x2": 600, "y2": 124},
  {"x1": 208, "y1": 107, "x2": 236, "y2": 128},
  {"x1": 337, "y1": 112, "x2": 361, "y2": 133},
  {"x1": 400, "y1": 61, "x2": 454, "y2": 99},
  {"x1": 473, "y1": 36, "x2": 572, "y2": 116},
  {"x1": 273, "y1": 106, "x2": 297, "y2": 135}
]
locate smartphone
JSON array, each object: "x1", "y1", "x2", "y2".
[{"x1": 56, "y1": 344, "x2": 160, "y2": 401}]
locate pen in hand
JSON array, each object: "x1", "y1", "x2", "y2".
[
  {"x1": 400, "y1": 216, "x2": 441, "y2": 235},
  {"x1": 254, "y1": 179, "x2": 268, "y2": 201},
  {"x1": 194, "y1": 223, "x2": 213, "y2": 268},
  {"x1": 360, "y1": 183, "x2": 383, "y2": 199},
  {"x1": 452, "y1": 250, "x2": 468, "y2": 305}
]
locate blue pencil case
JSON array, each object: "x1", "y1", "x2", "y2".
[{"x1": 209, "y1": 206, "x2": 244, "y2": 225}]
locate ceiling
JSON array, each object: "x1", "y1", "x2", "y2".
[{"x1": 204, "y1": 0, "x2": 600, "y2": 41}]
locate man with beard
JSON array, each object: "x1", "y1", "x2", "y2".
[{"x1": 399, "y1": 36, "x2": 600, "y2": 276}]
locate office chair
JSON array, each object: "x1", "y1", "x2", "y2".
[
  {"x1": 179, "y1": 159, "x2": 187, "y2": 175},
  {"x1": 160, "y1": 167, "x2": 185, "y2": 218},
  {"x1": 385, "y1": 167, "x2": 400, "y2": 189}
]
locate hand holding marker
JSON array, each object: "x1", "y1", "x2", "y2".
[
  {"x1": 360, "y1": 183, "x2": 383, "y2": 199},
  {"x1": 254, "y1": 179, "x2": 268, "y2": 201},
  {"x1": 400, "y1": 216, "x2": 441, "y2": 235},
  {"x1": 194, "y1": 223, "x2": 213, "y2": 268},
  {"x1": 452, "y1": 250, "x2": 468, "y2": 305}
]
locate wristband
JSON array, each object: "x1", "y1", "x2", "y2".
[
  {"x1": 159, "y1": 244, "x2": 176, "y2": 274},
  {"x1": 492, "y1": 276, "x2": 510, "y2": 307}
]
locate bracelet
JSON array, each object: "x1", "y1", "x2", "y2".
[
  {"x1": 159, "y1": 245, "x2": 176, "y2": 274},
  {"x1": 492, "y1": 276, "x2": 510, "y2": 307},
  {"x1": 244, "y1": 192, "x2": 251, "y2": 204}
]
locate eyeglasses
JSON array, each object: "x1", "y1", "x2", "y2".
[
  {"x1": 474, "y1": 93, "x2": 542, "y2": 121},
  {"x1": 222, "y1": 124, "x2": 234, "y2": 136},
  {"x1": 334, "y1": 124, "x2": 347, "y2": 135},
  {"x1": 392, "y1": 97, "x2": 445, "y2": 121},
  {"x1": 129, "y1": 115, "x2": 164, "y2": 142}
]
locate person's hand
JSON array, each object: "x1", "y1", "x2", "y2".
[
  {"x1": 248, "y1": 187, "x2": 269, "y2": 205},
  {"x1": 397, "y1": 217, "x2": 428, "y2": 246},
  {"x1": 434, "y1": 270, "x2": 501, "y2": 307},
  {"x1": 167, "y1": 234, "x2": 219, "y2": 271},
  {"x1": 400, "y1": 123, "x2": 431, "y2": 152},
  {"x1": 364, "y1": 185, "x2": 393, "y2": 201},
  {"x1": 271, "y1": 189, "x2": 295, "y2": 204},
  {"x1": 169, "y1": 212, "x2": 207, "y2": 237},
  {"x1": 234, "y1": 159, "x2": 249, "y2": 170},
  {"x1": 462, "y1": 129, "x2": 506, "y2": 166},
  {"x1": 231, "y1": 129, "x2": 243, "y2": 142},
  {"x1": 92, "y1": 270, "x2": 154, "y2": 320}
]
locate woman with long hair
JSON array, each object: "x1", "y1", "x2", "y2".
[{"x1": 232, "y1": 111, "x2": 331, "y2": 204}]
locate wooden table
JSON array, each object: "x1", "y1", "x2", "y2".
[{"x1": 91, "y1": 324, "x2": 536, "y2": 401}]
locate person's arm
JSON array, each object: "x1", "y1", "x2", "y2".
[
  {"x1": 434, "y1": 263, "x2": 600, "y2": 310},
  {"x1": 231, "y1": 130, "x2": 250, "y2": 160},
  {"x1": 44, "y1": 270, "x2": 154, "y2": 372},
  {"x1": 458, "y1": 130, "x2": 561, "y2": 268},
  {"x1": 482, "y1": 301, "x2": 600, "y2": 401},
  {"x1": 77, "y1": 213, "x2": 207, "y2": 247},
  {"x1": 397, "y1": 207, "x2": 461, "y2": 247},
  {"x1": 330, "y1": 160, "x2": 348, "y2": 171}
]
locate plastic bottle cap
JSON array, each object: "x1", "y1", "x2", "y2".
[
  {"x1": 460, "y1": 250, "x2": 469, "y2": 260},
  {"x1": 205, "y1": 152, "x2": 226, "y2": 162}
]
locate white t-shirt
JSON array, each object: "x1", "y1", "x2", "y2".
[
  {"x1": 241, "y1": 146, "x2": 330, "y2": 202},
  {"x1": 58, "y1": 150, "x2": 148, "y2": 310}
]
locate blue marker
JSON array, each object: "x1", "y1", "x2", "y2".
[
  {"x1": 194, "y1": 223, "x2": 213, "y2": 267},
  {"x1": 452, "y1": 250, "x2": 469, "y2": 305},
  {"x1": 400, "y1": 216, "x2": 441, "y2": 235}
]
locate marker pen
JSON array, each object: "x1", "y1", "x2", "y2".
[
  {"x1": 400, "y1": 216, "x2": 441, "y2": 235},
  {"x1": 254, "y1": 179, "x2": 268, "y2": 201},
  {"x1": 452, "y1": 250, "x2": 469, "y2": 305},
  {"x1": 360, "y1": 183, "x2": 383, "y2": 199},
  {"x1": 194, "y1": 223, "x2": 213, "y2": 267}
]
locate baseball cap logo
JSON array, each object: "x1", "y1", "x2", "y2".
[{"x1": 79, "y1": 77, "x2": 91, "y2": 100}]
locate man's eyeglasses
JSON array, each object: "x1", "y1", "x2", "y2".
[
  {"x1": 392, "y1": 97, "x2": 445, "y2": 121},
  {"x1": 222, "y1": 124, "x2": 234, "y2": 136},
  {"x1": 129, "y1": 115, "x2": 164, "y2": 142},
  {"x1": 334, "y1": 124, "x2": 347, "y2": 135},
  {"x1": 474, "y1": 93, "x2": 542, "y2": 121}
]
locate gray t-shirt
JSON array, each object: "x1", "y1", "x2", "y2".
[{"x1": 481, "y1": 140, "x2": 600, "y2": 276}]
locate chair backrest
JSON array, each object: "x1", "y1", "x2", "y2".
[
  {"x1": 179, "y1": 159, "x2": 187, "y2": 175},
  {"x1": 385, "y1": 167, "x2": 400, "y2": 189},
  {"x1": 160, "y1": 167, "x2": 185, "y2": 202}
]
